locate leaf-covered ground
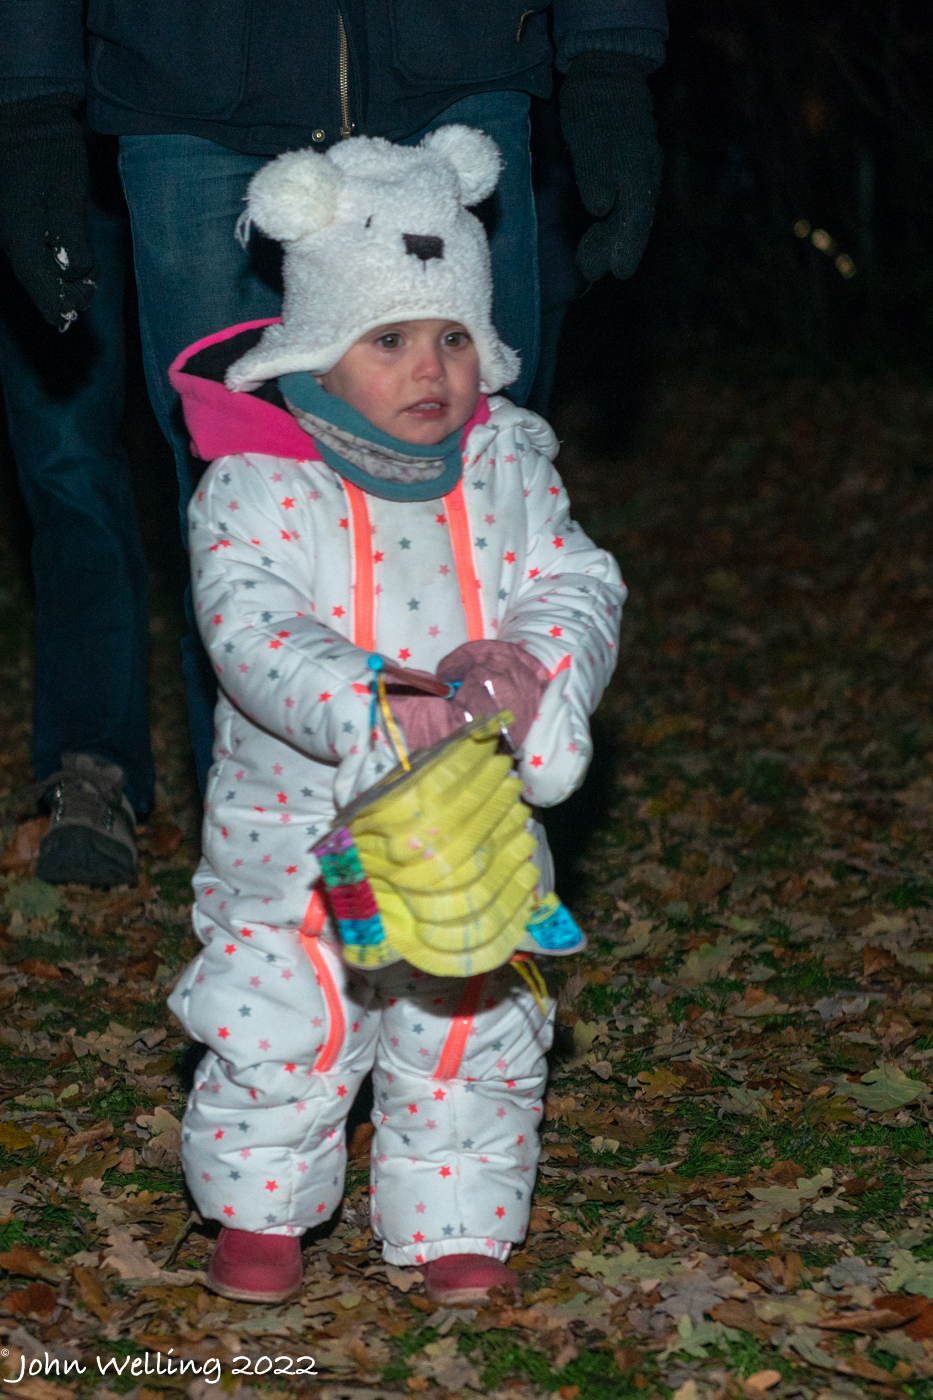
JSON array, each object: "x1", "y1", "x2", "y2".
[{"x1": 3, "y1": 369, "x2": 933, "y2": 1400}]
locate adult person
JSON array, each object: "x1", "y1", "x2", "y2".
[
  {"x1": 0, "y1": 1, "x2": 666, "y2": 791},
  {"x1": 0, "y1": 93, "x2": 153, "y2": 887}
]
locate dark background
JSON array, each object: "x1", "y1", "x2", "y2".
[{"x1": 552, "y1": 0, "x2": 933, "y2": 445}]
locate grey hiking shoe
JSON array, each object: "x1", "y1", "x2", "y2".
[{"x1": 35, "y1": 753, "x2": 138, "y2": 888}]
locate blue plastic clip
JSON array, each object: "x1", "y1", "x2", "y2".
[{"x1": 367, "y1": 654, "x2": 383, "y2": 733}]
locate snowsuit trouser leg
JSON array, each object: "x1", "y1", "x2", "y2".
[
  {"x1": 169, "y1": 923, "x2": 380, "y2": 1235},
  {"x1": 369, "y1": 962, "x2": 554, "y2": 1265}
]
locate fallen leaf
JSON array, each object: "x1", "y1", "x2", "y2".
[
  {"x1": 0, "y1": 817, "x2": 48, "y2": 871},
  {"x1": 17, "y1": 959, "x2": 62, "y2": 980},
  {"x1": 820, "y1": 1307, "x2": 911, "y2": 1332},
  {"x1": 843, "y1": 1064, "x2": 926, "y2": 1111},
  {"x1": 0, "y1": 1124, "x2": 35, "y2": 1151},
  {"x1": 572, "y1": 1020, "x2": 601, "y2": 1056},
  {"x1": 754, "y1": 1292, "x2": 825, "y2": 1328},
  {"x1": 138, "y1": 1106, "x2": 182, "y2": 1168},
  {"x1": 148, "y1": 821, "x2": 183, "y2": 858},
  {"x1": 679, "y1": 935, "x2": 739, "y2": 985},
  {"x1": 638, "y1": 1067, "x2": 686, "y2": 1098},
  {"x1": 837, "y1": 1353, "x2": 900, "y2": 1383},
  {"x1": 743, "y1": 1370, "x2": 781, "y2": 1397},
  {"x1": 72, "y1": 1265, "x2": 114, "y2": 1321},
  {"x1": 385, "y1": 1265, "x2": 422, "y2": 1293},
  {"x1": 720, "y1": 1085, "x2": 772, "y2": 1118},
  {"x1": 0, "y1": 1243, "x2": 65, "y2": 1283},
  {"x1": 100, "y1": 1228, "x2": 161, "y2": 1280},
  {"x1": 614, "y1": 920, "x2": 654, "y2": 957},
  {"x1": 0, "y1": 1280, "x2": 57, "y2": 1320},
  {"x1": 660, "y1": 1314, "x2": 740, "y2": 1360},
  {"x1": 733, "y1": 988, "x2": 790, "y2": 1017},
  {"x1": 59, "y1": 1119, "x2": 114, "y2": 1157},
  {"x1": 886, "y1": 1248, "x2": 933, "y2": 1297},
  {"x1": 2, "y1": 878, "x2": 63, "y2": 920},
  {"x1": 348, "y1": 1121, "x2": 374, "y2": 1159},
  {"x1": 571, "y1": 1246, "x2": 682, "y2": 1286},
  {"x1": 784, "y1": 1324, "x2": 836, "y2": 1368}
]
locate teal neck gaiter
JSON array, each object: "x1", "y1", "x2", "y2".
[{"x1": 277, "y1": 370, "x2": 464, "y2": 502}]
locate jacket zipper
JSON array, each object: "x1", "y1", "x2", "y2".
[{"x1": 338, "y1": 12, "x2": 351, "y2": 139}]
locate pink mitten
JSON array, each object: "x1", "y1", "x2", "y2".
[
  {"x1": 383, "y1": 663, "x2": 467, "y2": 753},
  {"x1": 436, "y1": 640, "x2": 549, "y2": 746},
  {"x1": 387, "y1": 692, "x2": 467, "y2": 752}
]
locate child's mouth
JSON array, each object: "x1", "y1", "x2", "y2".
[{"x1": 405, "y1": 400, "x2": 448, "y2": 419}]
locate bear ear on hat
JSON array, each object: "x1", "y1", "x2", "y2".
[
  {"x1": 419, "y1": 125, "x2": 503, "y2": 207},
  {"x1": 237, "y1": 148, "x2": 343, "y2": 244}
]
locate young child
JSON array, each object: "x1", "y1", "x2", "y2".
[{"x1": 167, "y1": 126, "x2": 625, "y2": 1306}]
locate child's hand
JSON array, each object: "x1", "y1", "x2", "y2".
[
  {"x1": 387, "y1": 691, "x2": 468, "y2": 752},
  {"x1": 437, "y1": 640, "x2": 549, "y2": 747}
]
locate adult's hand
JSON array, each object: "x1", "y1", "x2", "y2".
[
  {"x1": 0, "y1": 94, "x2": 98, "y2": 329},
  {"x1": 559, "y1": 51, "x2": 663, "y2": 282}
]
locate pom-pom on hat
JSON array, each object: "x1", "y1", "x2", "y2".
[{"x1": 226, "y1": 126, "x2": 521, "y2": 396}]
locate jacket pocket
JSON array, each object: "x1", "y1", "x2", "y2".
[
  {"x1": 387, "y1": 1, "x2": 549, "y2": 87},
  {"x1": 87, "y1": 0, "x2": 251, "y2": 119}
]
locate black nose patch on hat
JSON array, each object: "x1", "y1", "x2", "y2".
[{"x1": 403, "y1": 233, "x2": 445, "y2": 263}]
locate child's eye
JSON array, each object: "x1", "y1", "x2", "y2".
[
  {"x1": 376, "y1": 333, "x2": 402, "y2": 349},
  {"x1": 444, "y1": 332, "x2": 468, "y2": 347}
]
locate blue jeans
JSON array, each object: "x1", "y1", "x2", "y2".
[
  {"x1": 0, "y1": 164, "x2": 154, "y2": 818},
  {"x1": 118, "y1": 90, "x2": 539, "y2": 792}
]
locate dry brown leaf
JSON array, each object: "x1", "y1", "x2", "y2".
[
  {"x1": 544, "y1": 1143, "x2": 579, "y2": 1163},
  {"x1": 820, "y1": 1307, "x2": 911, "y2": 1332},
  {"x1": 0, "y1": 817, "x2": 48, "y2": 871},
  {"x1": 0, "y1": 1243, "x2": 65, "y2": 1283},
  {"x1": 836, "y1": 1354, "x2": 898, "y2": 1383},
  {"x1": 743, "y1": 1370, "x2": 781, "y2": 1398},
  {"x1": 101, "y1": 1228, "x2": 161, "y2": 1280},
  {"x1": 348, "y1": 1121, "x2": 374, "y2": 1159},
  {"x1": 72, "y1": 1265, "x2": 114, "y2": 1321},
  {"x1": 138, "y1": 1106, "x2": 182, "y2": 1168},
  {"x1": 0, "y1": 1280, "x2": 58, "y2": 1320},
  {"x1": 148, "y1": 821, "x2": 183, "y2": 858},
  {"x1": 59, "y1": 1119, "x2": 114, "y2": 1157},
  {"x1": 17, "y1": 958, "x2": 62, "y2": 980}
]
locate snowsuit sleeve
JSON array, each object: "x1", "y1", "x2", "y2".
[
  {"x1": 189, "y1": 453, "x2": 376, "y2": 768},
  {"x1": 498, "y1": 437, "x2": 625, "y2": 807}
]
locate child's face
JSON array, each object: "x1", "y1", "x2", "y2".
[{"x1": 318, "y1": 319, "x2": 481, "y2": 445}]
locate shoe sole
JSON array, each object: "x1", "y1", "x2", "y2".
[
  {"x1": 37, "y1": 826, "x2": 137, "y2": 888},
  {"x1": 206, "y1": 1270, "x2": 303, "y2": 1305},
  {"x1": 425, "y1": 1283, "x2": 515, "y2": 1305}
]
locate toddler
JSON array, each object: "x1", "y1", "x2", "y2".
[{"x1": 167, "y1": 126, "x2": 625, "y2": 1306}]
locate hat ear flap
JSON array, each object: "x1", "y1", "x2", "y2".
[
  {"x1": 419, "y1": 124, "x2": 503, "y2": 206},
  {"x1": 238, "y1": 149, "x2": 342, "y2": 244}
]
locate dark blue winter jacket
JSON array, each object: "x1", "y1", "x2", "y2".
[{"x1": 1, "y1": 0, "x2": 667, "y2": 154}]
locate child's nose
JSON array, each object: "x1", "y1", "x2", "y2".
[{"x1": 415, "y1": 345, "x2": 445, "y2": 379}]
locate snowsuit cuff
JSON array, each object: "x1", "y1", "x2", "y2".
[{"x1": 382, "y1": 1238, "x2": 513, "y2": 1266}]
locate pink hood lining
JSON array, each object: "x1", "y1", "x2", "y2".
[{"x1": 168, "y1": 318, "x2": 491, "y2": 467}]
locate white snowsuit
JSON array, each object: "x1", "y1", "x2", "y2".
[{"x1": 167, "y1": 333, "x2": 624, "y2": 1263}]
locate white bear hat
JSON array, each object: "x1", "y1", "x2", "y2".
[{"x1": 226, "y1": 126, "x2": 521, "y2": 396}]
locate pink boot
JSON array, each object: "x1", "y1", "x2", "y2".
[
  {"x1": 423, "y1": 1253, "x2": 520, "y2": 1306},
  {"x1": 206, "y1": 1228, "x2": 303, "y2": 1303}
]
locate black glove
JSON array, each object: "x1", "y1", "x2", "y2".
[
  {"x1": 559, "y1": 51, "x2": 663, "y2": 282},
  {"x1": 0, "y1": 94, "x2": 98, "y2": 329}
]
